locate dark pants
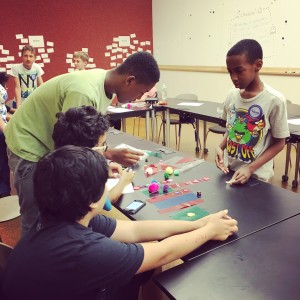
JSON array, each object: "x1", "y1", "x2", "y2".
[
  {"x1": 0, "y1": 133, "x2": 10, "y2": 197},
  {"x1": 7, "y1": 149, "x2": 38, "y2": 236}
]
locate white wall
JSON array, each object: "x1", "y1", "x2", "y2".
[
  {"x1": 153, "y1": 0, "x2": 300, "y2": 104},
  {"x1": 157, "y1": 71, "x2": 300, "y2": 104}
]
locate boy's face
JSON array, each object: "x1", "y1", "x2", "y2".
[
  {"x1": 73, "y1": 57, "x2": 87, "y2": 71},
  {"x1": 226, "y1": 54, "x2": 261, "y2": 90},
  {"x1": 95, "y1": 134, "x2": 107, "y2": 149},
  {"x1": 117, "y1": 77, "x2": 155, "y2": 103},
  {"x1": 22, "y1": 50, "x2": 35, "y2": 70}
]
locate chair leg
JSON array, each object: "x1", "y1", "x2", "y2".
[
  {"x1": 133, "y1": 118, "x2": 136, "y2": 135},
  {"x1": 157, "y1": 123, "x2": 162, "y2": 144},
  {"x1": 177, "y1": 124, "x2": 181, "y2": 151},
  {"x1": 174, "y1": 125, "x2": 178, "y2": 148},
  {"x1": 137, "y1": 117, "x2": 141, "y2": 136}
]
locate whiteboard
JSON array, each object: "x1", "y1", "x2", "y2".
[{"x1": 153, "y1": 0, "x2": 300, "y2": 68}]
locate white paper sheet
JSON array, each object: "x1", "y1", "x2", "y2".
[
  {"x1": 106, "y1": 178, "x2": 134, "y2": 194},
  {"x1": 177, "y1": 102, "x2": 203, "y2": 106},
  {"x1": 288, "y1": 118, "x2": 300, "y2": 125}
]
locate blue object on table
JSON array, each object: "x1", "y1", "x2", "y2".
[{"x1": 103, "y1": 196, "x2": 112, "y2": 211}]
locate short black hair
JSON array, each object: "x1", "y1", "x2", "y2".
[
  {"x1": 0, "y1": 72, "x2": 9, "y2": 87},
  {"x1": 227, "y1": 39, "x2": 263, "y2": 64},
  {"x1": 116, "y1": 51, "x2": 160, "y2": 85},
  {"x1": 52, "y1": 106, "x2": 110, "y2": 148},
  {"x1": 34, "y1": 145, "x2": 109, "y2": 222}
]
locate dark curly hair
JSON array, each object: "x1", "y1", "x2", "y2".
[
  {"x1": 52, "y1": 106, "x2": 110, "y2": 148},
  {"x1": 116, "y1": 51, "x2": 160, "y2": 85},
  {"x1": 227, "y1": 39, "x2": 263, "y2": 64},
  {"x1": 34, "y1": 145, "x2": 109, "y2": 222},
  {"x1": 0, "y1": 72, "x2": 9, "y2": 87}
]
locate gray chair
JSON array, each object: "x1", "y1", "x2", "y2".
[{"x1": 157, "y1": 93, "x2": 200, "y2": 151}]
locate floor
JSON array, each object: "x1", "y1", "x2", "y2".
[{"x1": 0, "y1": 116, "x2": 298, "y2": 300}]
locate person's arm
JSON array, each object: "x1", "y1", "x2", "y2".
[
  {"x1": 37, "y1": 76, "x2": 43, "y2": 86},
  {"x1": 230, "y1": 137, "x2": 286, "y2": 184},
  {"x1": 215, "y1": 132, "x2": 229, "y2": 173},
  {"x1": 0, "y1": 118, "x2": 6, "y2": 132},
  {"x1": 109, "y1": 168, "x2": 135, "y2": 203},
  {"x1": 13, "y1": 77, "x2": 22, "y2": 108},
  {"x1": 104, "y1": 147, "x2": 144, "y2": 166},
  {"x1": 137, "y1": 211, "x2": 237, "y2": 273}
]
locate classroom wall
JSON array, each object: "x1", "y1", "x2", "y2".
[
  {"x1": 1, "y1": 0, "x2": 153, "y2": 98},
  {"x1": 153, "y1": 0, "x2": 300, "y2": 105}
]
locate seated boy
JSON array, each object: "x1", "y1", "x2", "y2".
[
  {"x1": 2, "y1": 145, "x2": 238, "y2": 300},
  {"x1": 52, "y1": 105, "x2": 134, "y2": 203}
]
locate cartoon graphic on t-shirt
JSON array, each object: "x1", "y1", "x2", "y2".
[{"x1": 226, "y1": 104, "x2": 265, "y2": 163}]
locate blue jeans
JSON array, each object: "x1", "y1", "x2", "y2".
[
  {"x1": 7, "y1": 149, "x2": 38, "y2": 236},
  {"x1": 0, "y1": 133, "x2": 10, "y2": 197}
]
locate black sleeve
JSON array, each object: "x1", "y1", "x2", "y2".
[{"x1": 88, "y1": 215, "x2": 117, "y2": 237}]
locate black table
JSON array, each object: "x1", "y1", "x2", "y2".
[
  {"x1": 106, "y1": 105, "x2": 154, "y2": 140},
  {"x1": 154, "y1": 214, "x2": 300, "y2": 300},
  {"x1": 113, "y1": 136, "x2": 300, "y2": 261},
  {"x1": 161, "y1": 99, "x2": 225, "y2": 153}
]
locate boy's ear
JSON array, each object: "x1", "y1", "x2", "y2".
[
  {"x1": 125, "y1": 75, "x2": 136, "y2": 86},
  {"x1": 89, "y1": 202, "x2": 99, "y2": 209},
  {"x1": 255, "y1": 59, "x2": 263, "y2": 71}
]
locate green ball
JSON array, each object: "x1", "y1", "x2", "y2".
[{"x1": 174, "y1": 170, "x2": 180, "y2": 176}]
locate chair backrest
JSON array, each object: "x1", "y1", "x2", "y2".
[{"x1": 175, "y1": 93, "x2": 198, "y2": 101}]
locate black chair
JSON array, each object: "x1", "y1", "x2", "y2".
[{"x1": 204, "y1": 124, "x2": 226, "y2": 153}]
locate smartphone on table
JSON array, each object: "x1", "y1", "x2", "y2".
[{"x1": 124, "y1": 200, "x2": 146, "y2": 214}]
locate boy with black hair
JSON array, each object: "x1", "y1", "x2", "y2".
[
  {"x1": 5, "y1": 51, "x2": 160, "y2": 235},
  {"x1": 2, "y1": 145, "x2": 238, "y2": 300},
  {"x1": 215, "y1": 39, "x2": 289, "y2": 184},
  {"x1": 52, "y1": 105, "x2": 134, "y2": 203}
]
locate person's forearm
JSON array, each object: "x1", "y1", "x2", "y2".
[
  {"x1": 113, "y1": 219, "x2": 206, "y2": 243},
  {"x1": 109, "y1": 183, "x2": 125, "y2": 203},
  {"x1": 247, "y1": 138, "x2": 286, "y2": 174},
  {"x1": 137, "y1": 226, "x2": 213, "y2": 273},
  {"x1": 15, "y1": 87, "x2": 21, "y2": 108},
  {"x1": 0, "y1": 119, "x2": 6, "y2": 132},
  {"x1": 218, "y1": 132, "x2": 228, "y2": 150}
]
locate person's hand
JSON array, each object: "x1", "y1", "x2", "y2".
[
  {"x1": 206, "y1": 210, "x2": 238, "y2": 241},
  {"x1": 108, "y1": 162, "x2": 123, "y2": 178},
  {"x1": 104, "y1": 148, "x2": 144, "y2": 166},
  {"x1": 229, "y1": 166, "x2": 252, "y2": 185},
  {"x1": 215, "y1": 147, "x2": 229, "y2": 173},
  {"x1": 119, "y1": 168, "x2": 135, "y2": 185}
]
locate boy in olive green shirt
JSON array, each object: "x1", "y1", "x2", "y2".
[{"x1": 5, "y1": 51, "x2": 160, "y2": 235}]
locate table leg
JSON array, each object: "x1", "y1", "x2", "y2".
[
  {"x1": 165, "y1": 109, "x2": 170, "y2": 147},
  {"x1": 282, "y1": 143, "x2": 291, "y2": 182},
  {"x1": 121, "y1": 118, "x2": 126, "y2": 132},
  {"x1": 151, "y1": 110, "x2": 156, "y2": 142},
  {"x1": 292, "y1": 143, "x2": 300, "y2": 188},
  {"x1": 145, "y1": 111, "x2": 150, "y2": 141}
]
